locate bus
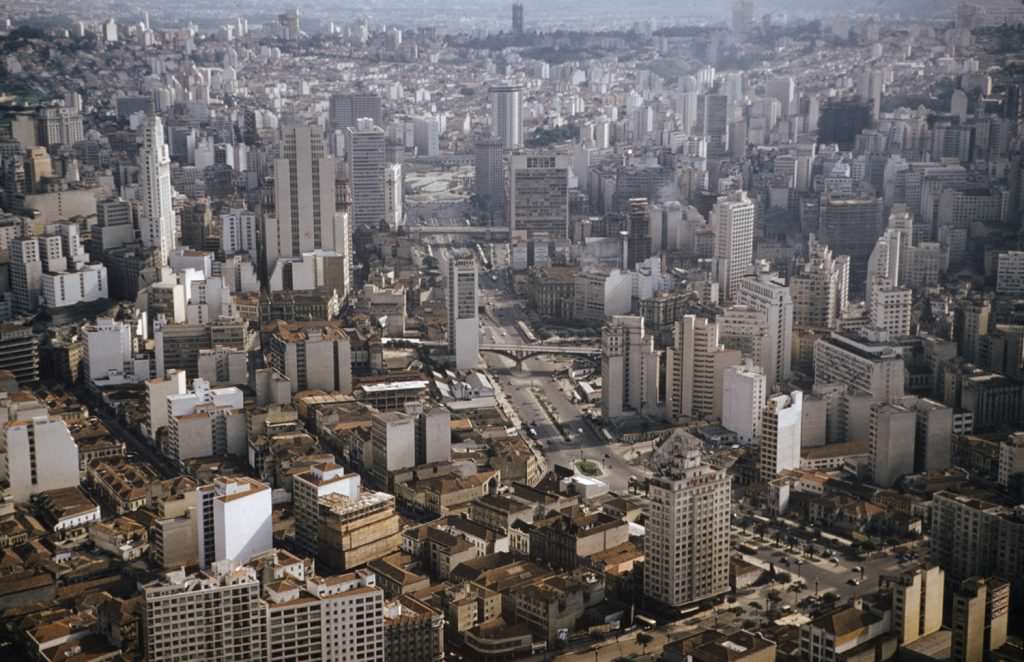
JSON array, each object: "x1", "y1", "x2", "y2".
[
  {"x1": 634, "y1": 615, "x2": 657, "y2": 631},
  {"x1": 516, "y1": 320, "x2": 537, "y2": 343}
]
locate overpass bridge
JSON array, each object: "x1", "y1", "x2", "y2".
[
  {"x1": 405, "y1": 225, "x2": 511, "y2": 238},
  {"x1": 386, "y1": 338, "x2": 600, "y2": 369}
]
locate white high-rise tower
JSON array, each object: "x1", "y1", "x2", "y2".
[
  {"x1": 712, "y1": 190, "x2": 755, "y2": 301},
  {"x1": 138, "y1": 114, "x2": 176, "y2": 266},
  {"x1": 447, "y1": 251, "x2": 479, "y2": 370},
  {"x1": 490, "y1": 84, "x2": 523, "y2": 150}
]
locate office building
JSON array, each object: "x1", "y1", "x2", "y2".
[
  {"x1": 866, "y1": 228, "x2": 902, "y2": 307},
  {"x1": 345, "y1": 118, "x2": 388, "y2": 229},
  {"x1": 867, "y1": 402, "x2": 916, "y2": 488},
  {"x1": 667, "y1": 315, "x2": 741, "y2": 421},
  {"x1": 293, "y1": 463, "x2": 361, "y2": 557},
  {"x1": 2, "y1": 415, "x2": 80, "y2": 503},
  {"x1": 220, "y1": 208, "x2": 259, "y2": 257},
  {"x1": 626, "y1": 197, "x2": 651, "y2": 269},
  {"x1": 474, "y1": 137, "x2": 506, "y2": 220},
  {"x1": 328, "y1": 92, "x2": 383, "y2": 132},
  {"x1": 143, "y1": 563, "x2": 265, "y2": 662},
  {"x1": 813, "y1": 332, "x2": 905, "y2": 404},
  {"x1": 699, "y1": 94, "x2": 730, "y2": 158},
  {"x1": 206, "y1": 476, "x2": 273, "y2": 566},
  {"x1": 509, "y1": 153, "x2": 570, "y2": 237},
  {"x1": 996, "y1": 251, "x2": 1024, "y2": 296},
  {"x1": 138, "y1": 114, "x2": 176, "y2": 267},
  {"x1": 36, "y1": 103, "x2": 84, "y2": 147},
  {"x1": 735, "y1": 272, "x2": 792, "y2": 390},
  {"x1": 712, "y1": 191, "x2": 755, "y2": 301},
  {"x1": 819, "y1": 194, "x2": 885, "y2": 293},
  {"x1": 817, "y1": 98, "x2": 873, "y2": 150},
  {"x1": 870, "y1": 287, "x2": 913, "y2": 337},
  {"x1": 731, "y1": 0, "x2": 753, "y2": 36},
  {"x1": 266, "y1": 320, "x2": 352, "y2": 394},
  {"x1": 760, "y1": 392, "x2": 803, "y2": 482},
  {"x1": 512, "y1": 3, "x2": 524, "y2": 34},
  {"x1": 998, "y1": 433, "x2": 1024, "y2": 488},
  {"x1": 601, "y1": 315, "x2": 661, "y2": 418},
  {"x1": 415, "y1": 406, "x2": 452, "y2": 466},
  {"x1": 166, "y1": 378, "x2": 246, "y2": 463},
  {"x1": 912, "y1": 398, "x2": 954, "y2": 473},
  {"x1": 722, "y1": 361, "x2": 766, "y2": 445},
  {"x1": 489, "y1": 84, "x2": 522, "y2": 149},
  {"x1": 9, "y1": 237, "x2": 43, "y2": 314},
  {"x1": 265, "y1": 126, "x2": 351, "y2": 285},
  {"x1": 955, "y1": 298, "x2": 991, "y2": 364},
  {"x1": 644, "y1": 436, "x2": 731, "y2": 608},
  {"x1": 951, "y1": 577, "x2": 1009, "y2": 662},
  {"x1": 384, "y1": 595, "x2": 445, "y2": 662},
  {"x1": 370, "y1": 411, "x2": 416, "y2": 487},
  {"x1": 318, "y1": 490, "x2": 403, "y2": 572},
  {"x1": 791, "y1": 237, "x2": 849, "y2": 329},
  {"x1": 446, "y1": 251, "x2": 479, "y2": 370}
]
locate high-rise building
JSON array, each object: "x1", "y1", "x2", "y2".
[
  {"x1": 813, "y1": 332, "x2": 905, "y2": 403},
  {"x1": 143, "y1": 562, "x2": 265, "y2": 662},
  {"x1": 474, "y1": 137, "x2": 506, "y2": 220},
  {"x1": 735, "y1": 272, "x2": 792, "y2": 390},
  {"x1": 36, "y1": 103, "x2": 84, "y2": 148},
  {"x1": 601, "y1": 315, "x2": 661, "y2": 418},
  {"x1": 722, "y1": 361, "x2": 766, "y2": 445},
  {"x1": 626, "y1": 197, "x2": 651, "y2": 269},
  {"x1": 712, "y1": 190, "x2": 756, "y2": 301},
  {"x1": 266, "y1": 320, "x2": 353, "y2": 394},
  {"x1": 817, "y1": 98, "x2": 873, "y2": 150},
  {"x1": 346, "y1": 118, "x2": 387, "y2": 228},
  {"x1": 447, "y1": 251, "x2": 479, "y2": 370},
  {"x1": 370, "y1": 411, "x2": 416, "y2": 487},
  {"x1": 731, "y1": 0, "x2": 754, "y2": 36},
  {"x1": 791, "y1": 237, "x2": 849, "y2": 329},
  {"x1": 138, "y1": 114, "x2": 176, "y2": 267},
  {"x1": 666, "y1": 315, "x2": 741, "y2": 421},
  {"x1": 879, "y1": 565, "x2": 944, "y2": 645},
  {"x1": 869, "y1": 287, "x2": 913, "y2": 336},
  {"x1": 868, "y1": 402, "x2": 916, "y2": 488},
  {"x1": 644, "y1": 435, "x2": 731, "y2": 608},
  {"x1": 206, "y1": 476, "x2": 273, "y2": 566},
  {"x1": 293, "y1": 462, "x2": 361, "y2": 557},
  {"x1": 512, "y1": 3, "x2": 524, "y2": 34},
  {"x1": 265, "y1": 125, "x2": 351, "y2": 289},
  {"x1": 819, "y1": 194, "x2": 885, "y2": 292},
  {"x1": 220, "y1": 208, "x2": 259, "y2": 257},
  {"x1": 489, "y1": 84, "x2": 523, "y2": 150},
  {"x1": 2, "y1": 415, "x2": 79, "y2": 502},
  {"x1": 328, "y1": 92, "x2": 383, "y2": 132},
  {"x1": 165, "y1": 378, "x2": 246, "y2": 463},
  {"x1": 509, "y1": 153, "x2": 569, "y2": 237},
  {"x1": 384, "y1": 163, "x2": 404, "y2": 229},
  {"x1": 955, "y1": 297, "x2": 991, "y2": 364},
  {"x1": 9, "y1": 237, "x2": 42, "y2": 314},
  {"x1": 759, "y1": 391, "x2": 803, "y2": 481},
  {"x1": 699, "y1": 94, "x2": 730, "y2": 158},
  {"x1": 951, "y1": 577, "x2": 1009, "y2": 662}
]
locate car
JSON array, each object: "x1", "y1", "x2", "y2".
[
  {"x1": 848, "y1": 578, "x2": 862, "y2": 586},
  {"x1": 852, "y1": 566, "x2": 863, "y2": 573}
]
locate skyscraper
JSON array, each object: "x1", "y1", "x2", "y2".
[
  {"x1": 712, "y1": 190, "x2": 756, "y2": 301},
  {"x1": 509, "y1": 153, "x2": 569, "y2": 237},
  {"x1": 474, "y1": 137, "x2": 506, "y2": 221},
  {"x1": 644, "y1": 435, "x2": 731, "y2": 608},
  {"x1": 722, "y1": 361, "x2": 766, "y2": 445},
  {"x1": 346, "y1": 118, "x2": 387, "y2": 228},
  {"x1": 736, "y1": 272, "x2": 793, "y2": 390},
  {"x1": 791, "y1": 237, "x2": 850, "y2": 329},
  {"x1": 138, "y1": 114, "x2": 176, "y2": 267},
  {"x1": 601, "y1": 315, "x2": 661, "y2": 418},
  {"x1": 490, "y1": 84, "x2": 523, "y2": 150},
  {"x1": 512, "y1": 3, "x2": 524, "y2": 34},
  {"x1": 666, "y1": 315, "x2": 741, "y2": 421},
  {"x1": 759, "y1": 391, "x2": 803, "y2": 482},
  {"x1": 626, "y1": 197, "x2": 651, "y2": 269},
  {"x1": 819, "y1": 193, "x2": 884, "y2": 293},
  {"x1": 699, "y1": 94, "x2": 730, "y2": 158},
  {"x1": 731, "y1": 0, "x2": 754, "y2": 36},
  {"x1": 384, "y1": 163, "x2": 404, "y2": 229},
  {"x1": 265, "y1": 125, "x2": 351, "y2": 288},
  {"x1": 328, "y1": 92, "x2": 383, "y2": 132},
  {"x1": 447, "y1": 251, "x2": 479, "y2": 370}
]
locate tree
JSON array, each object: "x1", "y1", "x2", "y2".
[{"x1": 636, "y1": 632, "x2": 654, "y2": 656}]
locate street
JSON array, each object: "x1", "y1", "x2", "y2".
[{"x1": 478, "y1": 268, "x2": 641, "y2": 492}]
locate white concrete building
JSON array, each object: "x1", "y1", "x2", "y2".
[
  {"x1": 293, "y1": 463, "x2": 361, "y2": 556},
  {"x1": 666, "y1": 315, "x2": 741, "y2": 421},
  {"x1": 2, "y1": 415, "x2": 80, "y2": 502},
  {"x1": 759, "y1": 391, "x2": 803, "y2": 482},
  {"x1": 145, "y1": 369, "x2": 188, "y2": 439},
  {"x1": 490, "y1": 83, "x2": 523, "y2": 149},
  {"x1": 210, "y1": 476, "x2": 272, "y2": 566},
  {"x1": 447, "y1": 251, "x2": 479, "y2": 370},
  {"x1": 197, "y1": 347, "x2": 248, "y2": 387},
  {"x1": 711, "y1": 190, "x2": 755, "y2": 301},
  {"x1": 791, "y1": 237, "x2": 850, "y2": 330},
  {"x1": 869, "y1": 286, "x2": 913, "y2": 336},
  {"x1": 384, "y1": 162, "x2": 404, "y2": 229},
  {"x1": 267, "y1": 321, "x2": 352, "y2": 394},
  {"x1": 509, "y1": 153, "x2": 570, "y2": 238},
  {"x1": 166, "y1": 379, "x2": 246, "y2": 463},
  {"x1": 41, "y1": 263, "x2": 109, "y2": 308},
  {"x1": 137, "y1": 114, "x2": 176, "y2": 266},
  {"x1": 998, "y1": 432, "x2": 1024, "y2": 488},
  {"x1": 220, "y1": 208, "x2": 258, "y2": 257},
  {"x1": 346, "y1": 118, "x2": 387, "y2": 228},
  {"x1": 369, "y1": 411, "x2": 416, "y2": 486},
  {"x1": 84, "y1": 317, "x2": 133, "y2": 384},
  {"x1": 735, "y1": 272, "x2": 793, "y2": 390},
  {"x1": 722, "y1": 361, "x2": 766, "y2": 445},
  {"x1": 813, "y1": 332, "x2": 906, "y2": 404},
  {"x1": 601, "y1": 315, "x2": 661, "y2": 418}
]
